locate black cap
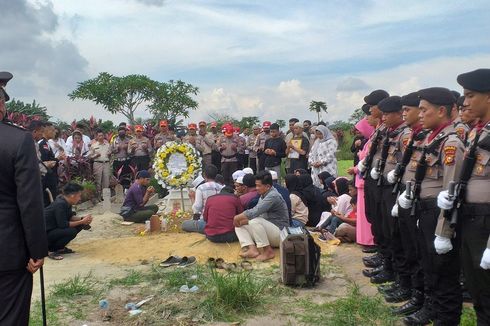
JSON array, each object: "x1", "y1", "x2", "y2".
[
  {"x1": 401, "y1": 92, "x2": 420, "y2": 107},
  {"x1": 0, "y1": 71, "x2": 13, "y2": 85},
  {"x1": 364, "y1": 89, "x2": 389, "y2": 105},
  {"x1": 378, "y1": 96, "x2": 402, "y2": 113},
  {"x1": 361, "y1": 103, "x2": 371, "y2": 115},
  {"x1": 451, "y1": 90, "x2": 461, "y2": 100},
  {"x1": 457, "y1": 69, "x2": 490, "y2": 93},
  {"x1": 457, "y1": 96, "x2": 465, "y2": 108},
  {"x1": 418, "y1": 87, "x2": 456, "y2": 106}
]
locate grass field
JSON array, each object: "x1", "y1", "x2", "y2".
[{"x1": 337, "y1": 159, "x2": 353, "y2": 177}]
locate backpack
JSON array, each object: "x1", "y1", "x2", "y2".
[{"x1": 280, "y1": 227, "x2": 321, "y2": 287}]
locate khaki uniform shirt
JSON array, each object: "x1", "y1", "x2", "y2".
[
  {"x1": 195, "y1": 132, "x2": 215, "y2": 155},
  {"x1": 366, "y1": 124, "x2": 387, "y2": 172},
  {"x1": 402, "y1": 130, "x2": 429, "y2": 184},
  {"x1": 382, "y1": 124, "x2": 410, "y2": 179},
  {"x1": 128, "y1": 136, "x2": 151, "y2": 157},
  {"x1": 253, "y1": 131, "x2": 272, "y2": 153},
  {"x1": 112, "y1": 136, "x2": 131, "y2": 159},
  {"x1": 217, "y1": 135, "x2": 242, "y2": 163},
  {"x1": 90, "y1": 141, "x2": 111, "y2": 162},
  {"x1": 153, "y1": 132, "x2": 175, "y2": 149},
  {"x1": 453, "y1": 116, "x2": 469, "y2": 143},
  {"x1": 247, "y1": 133, "x2": 259, "y2": 159}
]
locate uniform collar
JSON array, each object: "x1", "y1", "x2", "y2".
[{"x1": 428, "y1": 121, "x2": 452, "y2": 142}]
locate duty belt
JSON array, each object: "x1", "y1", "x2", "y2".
[
  {"x1": 115, "y1": 157, "x2": 130, "y2": 162},
  {"x1": 221, "y1": 154, "x2": 237, "y2": 159},
  {"x1": 94, "y1": 160, "x2": 110, "y2": 163}
]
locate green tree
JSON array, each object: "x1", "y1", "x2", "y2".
[
  {"x1": 68, "y1": 72, "x2": 158, "y2": 124},
  {"x1": 349, "y1": 107, "x2": 365, "y2": 124},
  {"x1": 275, "y1": 119, "x2": 286, "y2": 129},
  {"x1": 6, "y1": 99, "x2": 50, "y2": 120},
  {"x1": 238, "y1": 116, "x2": 260, "y2": 130},
  {"x1": 309, "y1": 100, "x2": 328, "y2": 123},
  {"x1": 329, "y1": 120, "x2": 353, "y2": 131},
  {"x1": 148, "y1": 80, "x2": 199, "y2": 126}
]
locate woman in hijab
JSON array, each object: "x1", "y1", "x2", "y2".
[
  {"x1": 317, "y1": 171, "x2": 332, "y2": 190},
  {"x1": 308, "y1": 125, "x2": 338, "y2": 187},
  {"x1": 285, "y1": 174, "x2": 309, "y2": 227},
  {"x1": 297, "y1": 174, "x2": 327, "y2": 227},
  {"x1": 317, "y1": 177, "x2": 353, "y2": 237}
]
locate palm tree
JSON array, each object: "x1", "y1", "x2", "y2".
[{"x1": 309, "y1": 100, "x2": 328, "y2": 123}]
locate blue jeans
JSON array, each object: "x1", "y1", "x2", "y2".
[
  {"x1": 291, "y1": 219, "x2": 306, "y2": 228},
  {"x1": 181, "y1": 219, "x2": 206, "y2": 234}
]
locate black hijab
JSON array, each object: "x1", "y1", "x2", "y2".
[
  {"x1": 285, "y1": 174, "x2": 305, "y2": 204},
  {"x1": 317, "y1": 171, "x2": 332, "y2": 189},
  {"x1": 334, "y1": 177, "x2": 349, "y2": 196}
]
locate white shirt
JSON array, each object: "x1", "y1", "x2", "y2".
[
  {"x1": 48, "y1": 138, "x2": 66, "y2": 158},
  {"x1": 192, "y1": 181, "x2": 224, "y2": 217}
]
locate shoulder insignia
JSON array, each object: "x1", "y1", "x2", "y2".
[
  {"x1": 402, "y1": 137, "x2": 409, "y2": 149},
  {"x1": 443, "y1": 145, "x2": 456, "y2": 165},
  {"x1": 456, "y1": 127, "x2": 466, "y2": 140}
]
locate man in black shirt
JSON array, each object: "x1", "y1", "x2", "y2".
[
  {"x1": 44, "y1": 183, "x2": 93, "y2": 260},
  {"x1": 39, "y1": 122, "x2": 59, "y2": 206},
  {"x1": 264, "y1": 123, "x2": 286, "y2": 181}
]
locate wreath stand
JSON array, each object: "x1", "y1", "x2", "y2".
[{"x1": 163, "y1": 186, "x2": 191, "y2": 213}]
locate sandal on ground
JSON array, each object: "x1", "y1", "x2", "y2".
[
  {"x1": 48, "y1": 252, "x2": 64, "y2": 260},
  {"x1": 159, "y1": 255, "x2": 182, "y2": 267},
  {"x1": 240, "y1": 260, "x2": 253, "y2": 271},
  {"x1": 223, "y1": 262, "x2": 237, "y2": 272},
  {"x1": 215, "y1": 258, "x2": 225, "y2": 269},
  {"x1": 207, "y1": 257, "x2": 217, "y2": 268},
  {"x1": 57, "y1": 247, "x2": 75, "y2": 254},
  {"x1": 177, "y1": 256, "x2": 196, "y2": 268}
]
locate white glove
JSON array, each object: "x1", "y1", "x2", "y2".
[
  {"x1": 398, "y1": 189, "x2": 413, "y2": 209},
  {"x1": 437, "y1": 190, "x2": 455, "y2": 210},
  {"x1": 480, "y1": 248, "x2": 490, "y2": 269},
  {"x1": 387, "y1": 170, "x2": 397, "y2": 184},
  {"x1": 357, "y1": 159, "x2": 367, "y2": 173},
  {"x1": 391, "y1": 203, "x2": 399, "y2": 217},
  {"x1": 434, "y1": 235, "x2": 453, "y2": 254},
  {"x1": 370, "y1": 168, "x2": 380, "y2": 180}
]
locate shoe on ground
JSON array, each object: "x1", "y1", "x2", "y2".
[
  {"x1": 378, "y1": 281, "x2": 400, "y2": 295},
  {"x1": 384, "y1": 287, "x2": 412, "y2": 303},
  {"x1": 392, "y1": 293, "x2": 424, "y2": 316},
  {"x1": 362, "y1": 265, "x2": 384, "y2": 278},
  {"x1": 403, "y1": 305, "x2": 434, "y2": 325},
  {"x1": 370, "y1": 270, "x2": 395, "y2": 284},
  {"x1": 362, "y1": 253, "x2": 381, "y2": 263}
]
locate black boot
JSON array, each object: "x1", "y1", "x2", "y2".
[
  {"x1": 363, "y1": 252, "x2": 381, "y2": 263},
  {"x1": 362, "y1": 265, "x2": 384, "y2": 277},
  {"x1": 362, "y1": 245, "x2": 378, "y2": 254},
  {"x1": 393, "y1": 290, "x2": 424, "y2": 316},
  {"x1": 384, "y1": 286, "x2": 412, "y2": 303},
  {"x1": 370, "y1": 270, "x2": 395, "y2": 284},
  {"x1": 363, "y1": 254, "x2": 383, "y2": 268},
  {"x1": 378, "y1": 281, "x2": 400, "y2": 295},
  {"x1": 403, "y1": 296, "x2": 435, "y2": 325}
]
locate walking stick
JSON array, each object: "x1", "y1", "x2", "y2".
[{"x1": 40, "y1": 266, "x2": 47, "y2": 326}]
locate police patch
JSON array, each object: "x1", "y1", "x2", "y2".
[
  {"x1": 456, "y1": 127, "x2": 466, "y2": 141},
  {"x1": 444, "y1": 146, "x2": 456, "y2": 165}
]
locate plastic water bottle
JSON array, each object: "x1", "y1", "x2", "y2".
[
  {"x1": 161, "y1": 218, "x2": 168, "y2": 232},
  {"x1": 145, "y1": 220, "x2": 150, "y2": 232}
]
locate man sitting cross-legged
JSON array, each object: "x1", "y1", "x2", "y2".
[
  {"x1": 233, "y1": 171, "x2": 289, "y2": 261},
  {"x1": 44, "y1": 183, "x2": 93, "y2": 260},
  {"x1": 120, "y1": 170, "x2": 158, "y2": 223}
]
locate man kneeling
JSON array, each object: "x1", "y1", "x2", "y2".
[
  {"x1": 44, "y1": 183, "x2": 93, "y2": 260},
  {"x1": 233, "y1": 171, "x2": 289, "y2": 261}
]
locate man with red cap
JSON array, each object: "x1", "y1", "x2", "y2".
[
  {"x1": 128, "y1": 125, "x2": 152, "y2": 171},
  {"x1": 210, "y1": 121, "x2": 222, "y2": 172},
  {"x1": 217, "y1": 125, "x2": 243, "y2": 185},
  {"x1": 253, "y1": 121, "x2": 272, "y2": 172},
  {"x1": 183, "y1": 123, "x2": 198, "y2": 147},
  {"x1": 153, "y1": 120, "x2": 175, "y2": 150}
]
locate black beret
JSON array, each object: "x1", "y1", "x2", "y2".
[
  {"x1": 361, "y1": 103, "x2": 371, "y2": 115},
  {"x1": 401, "y1": 92, "x2": 420, "y2": 107},
  {"x1": 378, "y1": 96, "x2": 402, "y2": 113},
  {"x1": 0, "y1": 71, "x2": 13, "y2": 85},
  {"x1": 457, "y1": 96, "x2": 465, "y2": 107},
  {"x1": 457, "y1": 69, "x2": 490, "y2": 92},
  {"x1": 364, "y1": 89, "x2": 390, "y2": 105},
  {"x1": 418, "y1": 87, "x2": 456, "y2": 106},
  {"x1": 451, "y1": 90, "x2": 460, "y2": 100},
  {"x1": 0, "y1": 88, "x2": 9, "y2": 102}
]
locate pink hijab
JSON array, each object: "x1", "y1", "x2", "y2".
[{"x1": 355, "y1": 118, "x2": 374, "y2": 139}]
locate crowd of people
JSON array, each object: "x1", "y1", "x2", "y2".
[{"x1": 1, "y1": 67, "x2": 490, "y2": 326}]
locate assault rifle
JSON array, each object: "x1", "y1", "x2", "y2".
[{"x1": 362, "y1": 128, "x2": 384, "y2": 180}]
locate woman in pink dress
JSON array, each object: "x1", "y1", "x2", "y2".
[{"x1": 347, "y1": 116, "x2": 377, "y2": 247}]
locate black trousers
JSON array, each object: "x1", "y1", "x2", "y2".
[
  {"x1": 380, "y1": 186, "x2": 397, "y2": 272},
  {"x1": 221, "y1": 161, "x2": 239, "y2": 186},
  {"x1": 249, "y1": 156, "x2": 257, "y2": 174},
  {"x1": 364, "y1": 177, "x2": 385, "y2": 258},
  {"x1": 460, "y1": 205, "x2": 490, "y2": 326},
  {"x1": 131, "y1": 155, "x2": 150, "y2": 172},
  {"x1": 42, "y1": 172, "x2": 58, "y2": 207},
  {"x1": 47, "y1": 226, "x2": 81, "y2": 252},
  {"x1": 0, "y1": 269, "x2": 33, "y2": 326},
  {"x1": 416, "y1": 199, "x2": 462, "y2": 325},
  {"x1": 206, "y1": 231, "x2": 238, "y2": 243},
  {"x1": 398, "y1": 206, "x2": 424, "y2": 291},
  {"x1": 211, "y1": 150, "x2": 221, "y2": 173}
]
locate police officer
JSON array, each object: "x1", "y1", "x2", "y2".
[
  {"x1": 435, "y1": 69, "x2": 490, "y2": 325},
  {"x1": 398, "y1": 87, "x2": 464, "y2": 325},
  {"x1": 386, "y1": 92, "x2": 428, "y2": 314},
  {"x1": 129, "y1": 124, "x2": 152, "y2": 171},
  {"x1": 112, "y1": 126, "x2": 132, "y2": 187},
  {"x1": 0, "y1": 73, "x2": 48, "y2": 325},
  {"x1": 357, "y1": 90, "x2": 389, "y2": 276},
  {"x1": 451, "y1": 90, "x2": 469, "y2": 142},
  {"x1": 254, "y1": 121, "x2": 272, "y2": 172},
  {"x1": 195, "y1": 121, "x2": 216, "y2": 168},
  {"x1": 369, "y1": 96, "x2": 410, "y2": 286}
]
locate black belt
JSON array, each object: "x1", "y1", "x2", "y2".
[
  {"x1": 417, "y1": 198, "x2": 438, "y2": 211},
  {"x1": 115, "y1": 158, "x2": 130, "y2": 162},
  {"x1": 94, "y1": 160, "x2": 109, "y2": 163},
  {"x1": 221, "y1": 154, "x2": 237, "y2": 159},
  {"x1": 461, "y1": 203, "x2": 490, "y2": 216}
]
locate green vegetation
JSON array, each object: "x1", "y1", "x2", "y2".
[
  {"x1": 51, "y1": 273, "x2": 96, "y2": 298},
  {"x1": 338, "y1": 159, "x2": 354, "y2": 177}
]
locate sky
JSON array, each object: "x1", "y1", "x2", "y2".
[{"x1": 1, "y1": 0, "x2": 490, "y2": 125}]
